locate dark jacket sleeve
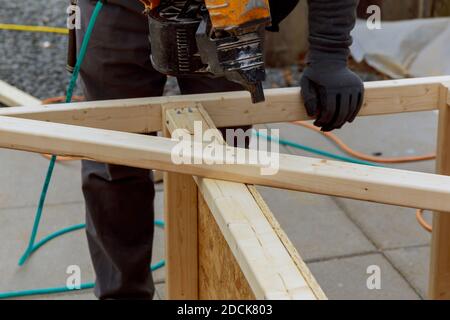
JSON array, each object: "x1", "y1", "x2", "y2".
[{"x1": 307, "y1": 0, "x2": 358, "y2": 62}]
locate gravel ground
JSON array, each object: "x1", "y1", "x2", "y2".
[
  {"x1": 0, "y1": 0, "x2": 77, "y2": 103},
  {"x1": 0, "y1": 0, "x2": 381, "y2": 107}
]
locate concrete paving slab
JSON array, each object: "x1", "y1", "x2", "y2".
[
  {"x1": 0, "y1": 196, "x2": 166, "y2": 300},
  {"x1": 327, "y1": 112, "x2": 438, "y2": 174},
  {"x1": 267, "y1": 111, "x2": 437, "y2": 174},
  {"x1": 308, "y1": 253, "x2": 421, "y2": 300},
  {"x1": 335, "y1": 199, "x2": 431, "y2": 250},
  {"x1": 256, "y1": 186, "x2": 375, "y2": 262},
  {"x1": 265, "y1": 112, "x2": 436, "y2": 251},
  {"x1": 0, "y1": 202, "x2": 94, "y2": 296},
  {"x1": 385, "y1": 246, "x2": 430, "y2": 299},
  {"x1": 156, "y1": 283, "x2": 166, "y2": 300},
  {"x1": 0, "y1": 149, "x2": 84, "y2": 209}
]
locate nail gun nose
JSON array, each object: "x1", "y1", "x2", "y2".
[{"x1": 250, "y1": 82, "x2": 265, "y2": 103}]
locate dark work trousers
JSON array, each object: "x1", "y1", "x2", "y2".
[{"x1": 77, "y1": 0, "x2": 246, "y2": 299}]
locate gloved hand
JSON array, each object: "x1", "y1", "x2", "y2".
[{"x1": 301, "y1": 0, "x2": 364, "y2": 132}]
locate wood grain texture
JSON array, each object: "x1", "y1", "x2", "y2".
[
  {"x1": 165, "y1": 104, "x2": 254, "y2": 300},
  {"x1": 0, "y1": 80, "x2": 41, "y2": 107},
  {"x1": 198, "y1": 192, "x2": 255, "y2": 300},
  {"x1": 1, "y1": 77, "x2": 448, "y2": 133},
  {"x1": 163, "y1": 106, "x2": 199, "y2": 300},
  {"x1": 429, "y1": 83, "x2": 450, "y2": 300},
  {"x1": 248, "y1": 186, "x2": 327, "y2": 300},
  {"x1": 166, "y1": 105, "x2": 320, "y2": 299},
  {"x1": 3, "y1": 115, "x2": 450, "y2": 212}
]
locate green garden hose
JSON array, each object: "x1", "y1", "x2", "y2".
[{"x1": 18, "y1": 0, "x2": 105, "y2": 267}]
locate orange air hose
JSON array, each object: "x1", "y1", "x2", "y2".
[
  {"x1": 416, "y1": 209, "x2": 432, "y2": 233},
  {"x1": 293, "y1": 121, "x2": 436, "y2": 164}
]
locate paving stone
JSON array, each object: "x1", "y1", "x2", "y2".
[
  {"x1": 385, "y1": 246, "x2": 430, "y2": 299},
  {"x1": 267, "y1": 112, "x2": 437, "y2": 175},
  {"x1": 265, "y1": 112, "x2": 436, "y2": 251},
  {"x1": 0, "y1": 149, "x2": 84, "y2": 209},
  {"x1": 0, "y1": 198, "x2": 166, "y2": 300},
  {"x1": 0, "y1": 202, "x2": 94, "y2": 296},
  {"x1": 256, "y1": 186, "x2": 375, "y2": 262},
  {"x1": 335, "y1": 199, "x2": 431, "y2": 250},
  {"x1": 156, "y1": 283, "x2": 166, "y2": 300},
  {"x1": 308, "y1": 253, "x2": 421, "y2": 300}
]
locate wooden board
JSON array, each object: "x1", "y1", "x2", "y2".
[
  {"x1": 198, "y1": 192, "x2": 255, "y2": 300},
  {"x1": 2, "y1": 115, "x2": 450, "y2": 212},
  {"x1": 162, "y1": 106, "x2": 199, "y2": 300},
  {"x1": 248, "y1": 185, "x2": 326, "y2": 299},
  {"x1": 429, "y1": 83, "x2": 450, "y2": 299},
  {"x1": 1, "y1": 77, "x2": 449, "y2": 133},
  {"x1": 165, "y1": 104, "x2": 256, "y2": 299},
  {"x1": 0, "y1": 80, "x2": 41, "y2": 107},
  {"x1": 165, "y1": 105, "x2": 322, "y2": 299}
]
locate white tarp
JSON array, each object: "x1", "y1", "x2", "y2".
[{"x1": 350, "y1": 18, "x2": 450, "y2": 78}]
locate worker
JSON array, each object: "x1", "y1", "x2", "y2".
[{"x1": 76, "y1": 0, "x2": 363, "y2": 299}]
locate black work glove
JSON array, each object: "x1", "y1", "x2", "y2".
[{"x1": 301, "y1": 0, "x2": 364, "y2": 132}]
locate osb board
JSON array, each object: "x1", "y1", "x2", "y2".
[{"x1": 198, "y1": 192, "x2": 256, "y2": 300}]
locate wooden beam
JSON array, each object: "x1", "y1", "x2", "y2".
[
  {"x1": 247, "y1": 185, "x2": 326, "y2": 299},
  {"x1": 429, "y1": 83, "x2": 450, "y2": 300},
  {"x1": 198, "y1": 192, "x2": 256, "y2": 299},
  {"x1": 0, "y1": 76, "x2": 448, "y2": 132},
  {"x1": 2, "y1": 115, "x2": 450, "y2": 212},
  {"x1": 164, "y1": 105, "x2": 323, "y2": 299},
  {"x1": 0, "y1": 80, "x2": 41, "y2": 107},
  {"x1": 164, "y1": 104, "x2": 256, "y2": 299},
  {"x1": 162, "y1": 105, "x2": 199, "y2": 300}
]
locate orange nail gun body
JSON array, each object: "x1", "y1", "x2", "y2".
[
  {"x1": 140, "y1": 0, "x2": 272, "y2": 103},
  {"x1": 205, "y1": 0, "x2": 271, "y2": 30}
]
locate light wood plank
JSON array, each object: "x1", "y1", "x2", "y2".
[
  {"x1": 165, "y1": 105, "x2": 254, "y2": 299},
  {"x1": 429, "y1": 83, "x2": 450, "y2": 300},
  {"x1": 248, "y1": 185, "x2": 327, "y2": 300},
  {"x1": 0, "y1": 76, "x2": 448, "y2": 132},
  {"x1": 0, "y1": 80, "x2": 41, "y2": 107},
  {"x1": 2, "y1": 115, "x2": 450, "y2": 212},
  {"x1": 198, "y1": 192, "x2": 256, "y2": 300},
  {"x1": 162, "y1": 105, "x2": 198, "y2": 300},
  {"x1": 165, "y1": 105, "x2": 321, "y2": 299}
]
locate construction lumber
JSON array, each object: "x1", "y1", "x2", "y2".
[
  {"x1": 197, "y1": 193, "x2": 256, "y2": 299},
  {"x1": 0, "y1": 76, "x2": 449, "y2": 133},
  {"x1": 247, "y1": 185, "x2": 326, "y2": 298},
  {"x1": 429, "y1": 83, "x2": 450, "y2": 300},
  {"x1": 0, "y1": 80, "x2": 41, "y2": 107},
  {"x1": 2, "y1": 115, "x2": 450, "y2": 212},
  {"x1": 162, "y1": 106, "x2": 199, "y2": 300},
  {"x1": 164, "y1": 105, "x2": 323, "y2": 299}
]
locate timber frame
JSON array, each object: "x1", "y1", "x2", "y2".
[{"x1": 1, "y1": 76, "x2": 450, "y2": 299}]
